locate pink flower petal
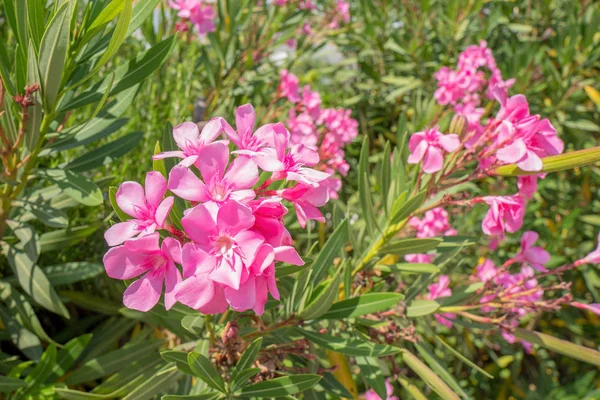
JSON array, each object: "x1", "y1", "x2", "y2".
[
  {"x1": 123, "y1": 273, "x2": 163, "y2": 312},
  {"x1": 163, "y1": 263, "x2": 181, "y2": 310},
  {"x1": 175, "y1": 274, "x2": 215, "y2": 310},
  {"x1": 181, "y1": 204, "x2": 218, "y2": 246},
  {"x1": 103, "y1": 245, "x2": 150, "y2": 280},
  {"x1": 104, "y1": 220, "x2": 142, "y2": 247},
  {"x1": 198, "y1": 142, "x2": 229, "y2": 182},
  {"x1": 224, "y1": 156, "x2": 259, "y2": 189},
  {"x1": 144, "y1": 171, "x2": 167, "y2": 210},
  {"x1": 216, "y1": 201, "x2": 255, "y2": 237},
  {"x1": 236, "y1": 104, "x2": 256, "y2": 142},
  {"x1": 116, "y1": 181, "x2": 147, "y2": 219},
  {"x1": 225, "y1": 275, "x2": 256, "y2": 312},
  {"x1": 182, "y1": 243, "x2": 216, "y2": 278},
  {"x1": 155, "y1": 196, "x2": 174, "y2": 227},
  {"x1": 168, "y1": 166, "x2": 207, "y2": 202},
  {"x1": 422, "y1": 146, "x2": 444, "y2": 173},
  {"x1": 274, "y1": 246, "x2": 304, "y2": 265},
  {"x1": 173, "y1": 122, "x2": 200, "y2": 152}
]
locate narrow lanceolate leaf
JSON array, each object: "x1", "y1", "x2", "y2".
[
  {"x1": 65, "y1": 132, "x2": 143, "y2": 172},
  {"x1": 296, "y1": 329, "x2": 401, "y2": 357},
  {"x1": 312, "y1": 218, "x2": 348, "y2": 282},
  {"x1": 109, "y1": 187, "x2": 131, "y2": 221},
  {"x1": 434, "y1": 335, "x2": 493, "y2": 379},
  {"x1": 39, "y1": 223, "x2": 102, "y2": 252},
  {"x1": 127, "y1": 0, "x2": 161, "y2": 36},
  {"x1": 401, "y1": 350, "x2": 460, "y2": 400},
  {"x1": 60, "y1": 36, "x2": 176, "y2": 111},
  {"x1": 514, "y1": 328, "x2": 600, "y2": 366},
  {"x1": 0, "y1": 376, "x2": 27, "y2": 392},
  {"x1": 406, "y1": 299, "x2": 440, "y2": 318},
  {"x1": 0, "y1": 304, "x2": 42, "y2": 361},
  {"x1": 495, "y1": 147, "x2": 600, "y2": 176},
  {"x1": 378, "y1": 238, "x2": 442, "y2": 257},
  {"x1": 14, "y1": 200, "x2": 68, "y2": 228},
  {"x1": 238, "y1": 374, "x2": 322, "y2": 398},
  {"x1": 0, "y1": 282, "x2": 52, "y2": 342},
  {"x1": 391, "y1": 190, "x2": 427, "y2": 224},
  {"x1": 320, "y1": 293, "x2": 403, "y2": 320},
  {"x1": 95, "y1": 0, "x2": 132, "y2": 70},
  {"x1": 187, "y1": 352, "x2": 226, "y2": 393},
  {"x1": 392, "y1": 263, "x2": 440, "y2": 274},
  {"x1": 38, "y1": 1, "x2": 72, "y2": 111},
  {"x1": 26, "y1": 41, "x2": 41, "y2": 151},
  {"x1": 358, "y1": 136, "x2": 378, "y2": 235},
  {"x1": 26, "y1": 0, "x2": 45, "y2": 50},
  {"x1": 87, "y1": 0, "x2": 125, "y2": 32},
  {"x1": 0, "y1": 37, "x2": 17, "y2": 96},
  {"x1": 37, "y1": 169, "x2": 103, "y2": 206},
  {"x1": 161, "y1": 351, "x2": 194, "y2": 375},
  {"x1": 122, "y1": 366, "x2": 180, "y2": 400},
  {"x1": 48, "y1": 334, "x2": 93, "y2": 381},
  {"x1": 415, "y1": 343, "x2": 469, "y2": 398},
  {"x1": 42, "y1": 262, "x2": 104, "y2": 286},
  {"x1": 153, "y1": 142, "x2": 167, "y2": 177},
  {"x1": 232, "y1": 337, "x2": 263, "y2": 381},
  {"x1": 24, "y1": 344, "x2": 57, "y2": 389},
  {"x1": 301, "y1": 268, "x2": 342, "y2": 320}
]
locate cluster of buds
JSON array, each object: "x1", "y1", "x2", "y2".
[
  {"x1": 12, "y1": 83, "x2": 40, "y2": 108},
  {"x1": 103, "y1": 104, "x2": 331, "y2": 315},
  {"x1": 278, "y1": 70, "x2": 358, "y2": 198}
]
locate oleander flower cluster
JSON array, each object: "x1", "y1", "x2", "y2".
[
  {"x1": 168, "y1": 0, "x2": 216, "y2": 35},
  {"x1": 103, "y1": 104, "x2": 332, "y2": 315},
  {"x1": 278, "y1": 69, "x2": 358, "y2": 198},
  {"x1": 405, "y1": 207, "x2": 456, "y2": 264}
]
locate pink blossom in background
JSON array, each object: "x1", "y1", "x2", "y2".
[
  {"x1": 302, "y1": 20, "x2": 312, "y2": 35},
  {"x1": 426, "y1": 275, "x2": 456, "y2": 328},
  {"x1": 481, "y1": 195, "x2": 526, "y2": 236},
  {"x1": 404, "y1": 253, "x2": 435, "y2": 264},
  {"x1": 517, "y1": 175, "x2": 540, "y2": 199},
  {"x1": 336, "y1": 0, "x2": 350, "y2": 24},
  {"x1": 407, "y1": 127, "x2": 460, "y2": 173},
  {"x1": 278, "y1": 70, "x2": 301, "y2": 103},
  {"x1": 514, "y1": 231, "x2": 550, "y2": 272},
  {"x1": 364, "y1": 379, "x2": 399, "y2": 400},
  {"x1": 103, "y1": 233, "x2": 182, "y2": 311},
  {"x1": 474, "y1": 258, "x2": 497, "y2": 283},
  {"x1": 168, "y1": 0, "x2": 198, "y2": 18},
  {"x1": 189, "y1": 4, "x2": 216, "y2": 35},
  {"x1": 571, "y1": 302, "x2": 600, "y2": 316},
  {"x1": 404, "y1": 207, "x2": 456, "y2": 264},
  {"x1": 104, "y1": 171, "x2": 174, "y2": 246}
]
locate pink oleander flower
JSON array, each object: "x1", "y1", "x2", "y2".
[
  {"x1": 474, "y1": 258, "x2": 497, "y2": 282},
  {"x1": 404, "y1": 253, "x2": 435, "y2": 264},
  {"x1": 571, "y1": 302, "x2": 600, "y2": 316},
  {"x1": 481, "y1": 195, "x2": 526, "y2": 236},
  {"x1": 364, "y1": 379, "x2": 399, "y2": 400},
  {"x1": 152, "y1": 119, "x2": 226, "y2": 167},
  {"x1": 103, "y1": 233, "x2": 182, "y2": 311},
  {"x1": 302, "y1": 20, "x2": 312, "y2": 35},
  {"x1": 281, "y1": 184, "x2": 329, "y2": 228},
  {"x1": 581, "y1": 232, "x2": 600, "y2": 264},
  {"x1": 514, "y1": 231, "x2": 550, "y2": 272},
  {"x1": 408, "y1": 127, "x2": 460, "y2": 174},
  {"x1": 318, "y1": 108, "x2": 358, "y2": 143},
  {"x1": 517, "y1": 174, "x2": 540, "y2": 199},
  {"x1": 288, "y1": 110, "x2": 318, "y2": 147},
  {"x1": 221, "y1": 104, "x2": 285, "y2": 172},
  {"x1": 336, "y1": 0, "x2": 350, "y2": 24},
  {"x1": 279, "y1": 70, "x2": 301, "y2": 103},
  {"x1": 168, "y1": 0, "x2": 198, "y2": 18},
  {"x1": 301, "y1": 86, "x2": 321, "y2": 117},
  {"x1": 180, "y1": 201, "x2": 264, "y2": 290},
  {"x1": 167, "y1": 149, "x2": 258, "y2": 204},
  {"x1": 272, "y1": 141, "x2": 330, "y2": 187},
  {"x1": 104, "y1": 172, "x2": 174, "y2": 246},
  {"x1": 190, "y1": 3, "x2": 216, "y2": 35},
  {"x1": 426, "y1": 275, "x2": 456, "y2": 328}
]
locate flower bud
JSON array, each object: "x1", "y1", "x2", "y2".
[{"x1": 449, "y1": 114, "x2": 468, "y2": 138}]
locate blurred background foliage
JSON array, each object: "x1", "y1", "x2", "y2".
[{"x1": 1, "y1": 0, "x2": 600, "y2": 399}]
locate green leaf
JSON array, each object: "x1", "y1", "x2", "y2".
[
  {"x1": 514, "y1": 328, "x2": 600, "y2": 366},
  {"x1": 231, "y1": 368, "x2": 260, "y2": 392},
  {"x1": 433, "y1": 335, "x2": 493, "y2": 379},
  {"x1": 0, "y1": 304, "x2": 42, "y2": 360},
  {"x1": 55, "y1": 389, "x2": 113, "y2": 399},
  {"x1": 60, "y1": 291, "x2": 121, "y2": 315},
  {"x1": 24, "y1": 343, "x2": 57, "y2": 389},
  {"x1": 26, "y1": 0, "x2": 45, "y2": 51},
  {"x1": 42, "y1": 262, "x2": 104, "y2": 286},
  {"x1": 37, "y1": 169, "x2": 103, "y2": 206},
  {"x1": 358, "y1": 136, "x2": 377, "y2": 235},
  {"x1": 49, "y1": 334, "x2": 93, "y2": 381},
  {"x1": 320, "y1": 293, "x2": 403, "y2": 320},
  {"x1": 14, "y1": 200, "x2": 68, "y2": 228},
  {"x1": 301, "y1": 267, "x2": 342, "y2": 320},
  {"x1": 231, "y1": 337, "x2": 263, "y2": 381},
  {"x1": 312, "y1": 218, "x2": 348, "y2": 282},
  {"x1": 415, "y1": 343, "x2": 469, "y2": 398},
  {"x1": 122, "y1": 365, "x2": 180, "y2": 400},
  {"x1": 127, "y1": 0, "x2": 162, "y2": 36},
  {"x1": 38, "y1": 0, "x2": 72, "y2": 111},
  {"x1": 66, "y1": 341, "x2": 163, "y2": 385},
  {"x1": 0, "y1": 38, "x2": 17, "y2": 96},
  {"x1": 0, "y1": 282, "x2": 52, "y2": 342},
  {"x1": 406, "y1": 300, "x2": 440, "y2": 318},
  {"x1": 356, "y1": 356, "x2": 387, "y2": 399},
  {"x1": 564, "y1": 119, "x2": 600, "y2": 132},
  {"x1": 60, "y1": 36, "x2": 176, "y2": 111},
  {"x1": 391, "y1": 190, "x2": 427, "y2": 224},
  {"x1": 162, "y1": 395, "x2": 220, "y2": 400},
  {"x1": 296, "y1": 329, "x2": 401, "y2": 357},
  {"x1": 238, "y1": 374, "x2": 322, "y2": 398},
  {"x1": 95, "y1": 0, "x2": 132, "y2": 71},
  {"x1": 0, "y1": 376, "x2": 27, "y2": 393},
  {"x1": 65, "y1": 132, "x2": 143, "y2": 172},
  {"x1": 401, "y1": 349, "x2": 460, "y2": 400},
  {"x1": 87, "y1": 0, "x2": 125, "y2": 32},
  {"x1": 39, "y1": 223, "x2": 101, "y2": 252},
  {"x1": 187, "y1": 352, "x2": 226, "y2": 393},
  {"x1": 181, "y1": 315, "x2": 204, "y2": 335},
  {"x1": 392, "y1": 263, "x2": 440, "y2": 274},
  {"x1": 161, "y1": 351, "x2": 194, "y2": 375},
  {"x1": 495, "y1": 147, "x2": 600, "y2": 176},
  {"x1": 26, "y1": 41, "x2": 41, "y2": 151},
  {"x1": 378, "y1": 238, "x2": 442, "y2": 256},
  {"x1": 153, "y1": 141, "x2": 167, "y2": 177}
]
